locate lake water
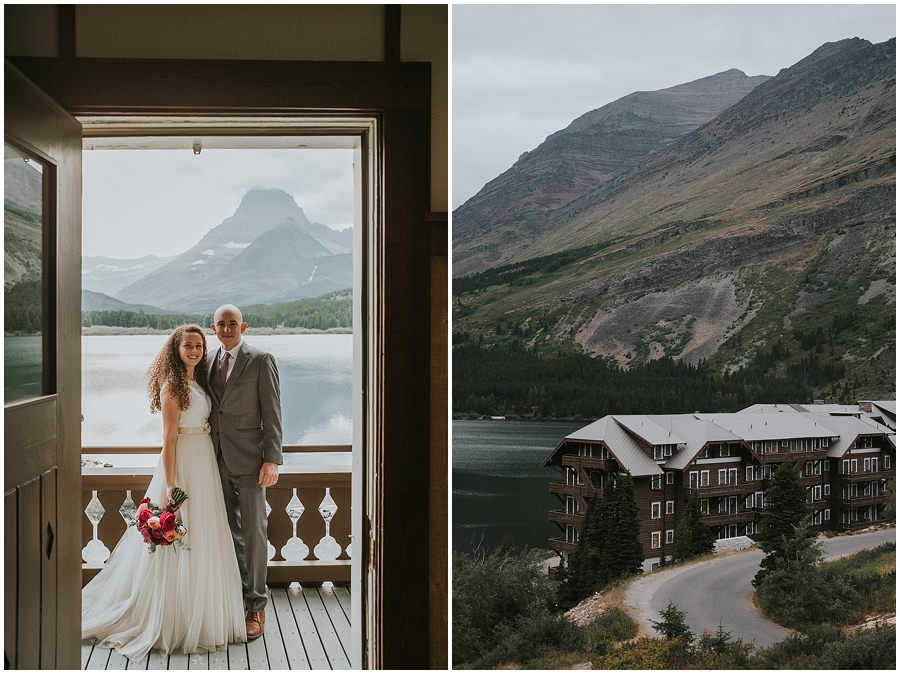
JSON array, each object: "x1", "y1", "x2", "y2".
[
  {"x1": 82, "y1": 334, "x2": 353, "y2": 452},
  {"x1": 452, "y1": 419, "x2": 585, "y2": 555}
]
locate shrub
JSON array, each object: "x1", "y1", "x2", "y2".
[
  {"x1": 820, "y1": 623, "x2": 896, "y2": 669},
  {"x1": 452, "y1": 546, "x2": 558, "y2": 666}
]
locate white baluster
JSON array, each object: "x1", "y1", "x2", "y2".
[
  {"x1": 265, "y1": 498, "x2": 276, "y2": 561},
  {"x1": 82, "y1": 490, "x2": 111, "y2": 563},
  {"x1": 120, "y1": 489, "x2": 137, "y2": 527},
  {"x1": 314, "y1": 487, "x2": 341, "y2": 560},
  {"x1": 281, "y1": 488, "x2": 309, "y2": 561}
]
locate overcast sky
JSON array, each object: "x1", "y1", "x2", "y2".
[
  {"x1": 83, "y1": 149, "x2": 354, "y2": 258},
  {"x1": 452, "y1": 3, "x2": 897, "y2": 211}
]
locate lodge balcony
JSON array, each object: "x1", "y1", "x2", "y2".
[
  {"x1": 548, "y1": 481, "x2": 601, "y2": 499},
  {"x1": 839, "y1": 468, "x2": 895, "y2": 484},
  {"x1": 693, "y1": 482, "x2": 755, "y2": 498},
  {"x1": 839, "y1": 494, "x2": 886, "y2": 508},
  {"x1": 548, "y1": 537, "x2": 576, "y2": 554},
  {"x1": 758, "y1": 448, "x2": 828, "y2": 464},
  {"x1": 560, "y1": 454, "x2": 619, "y2": 472},
  {"x1": 700, "y1": 509, "x2": 756, "y2": 527},
  {"x1": 81, "y1": 444, "x2": 351, "y2": 670},
  {"x1": 548, "y1": 508, "x2": 583, "y2": 527}
]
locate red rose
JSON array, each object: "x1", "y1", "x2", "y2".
[
  {"x1": 140, "y1": 497, "x2": 151, "y2": 504},
  {"x1": 160, "y1": 512, "x2": 176, "y2": 531},
  {"x1": 138, "y1": 508, "x2": 152, "y2": 523}
]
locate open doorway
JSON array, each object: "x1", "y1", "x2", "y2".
[{"x1": 77, "y1": 118, "x2": 378, "y2": 669}]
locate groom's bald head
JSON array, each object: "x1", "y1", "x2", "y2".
[{"x1": 212, "y1": 304, "x2": 247, "y2": 350}]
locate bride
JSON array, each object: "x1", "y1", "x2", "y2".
[{"x1": 82, "y1": 324, "x2": 247, "y2": 660}]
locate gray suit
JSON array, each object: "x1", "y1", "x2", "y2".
[{"x1": 209, "y1": 340, "x2": 283, "y2": 613}]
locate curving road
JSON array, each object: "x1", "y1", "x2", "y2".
[{"x1": 623, "y1": 529, "x2": 895, "y2": 649}]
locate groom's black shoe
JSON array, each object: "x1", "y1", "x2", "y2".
[{"x1": 246, "y1": 611, "x2": 265, "y2": 640}]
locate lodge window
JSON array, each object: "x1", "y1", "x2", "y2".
[
  {"x1": 566, "y1": 524, "x2": 577, "y2": 544},
  {"x1": 824, "y1": 459, "x2": 830, "y2": 471},
  {"x1": 651, "y1": 474, "x2": 662, "y2": 490},
  {"x1": 689, "y1": 471, "x2": 698, "y2": 489},
  {"x1": 666, "y1": 472, "x2": 674, "y2": 485},
  {"x1": 654, "y1": 446, "x2": 663, "y2": 460},
  {"x1": 699, "y1": 499, "x2": 709, "y2": 515},
  {"x1": 721, "y1": 445, "x2": 730, "y2": 457},
  {"x1": 814, "y1": 461, "x2": 821, "y2": 475},
  {"x1": 813, "y1": 485, "x2": 822, "y2": 501},
  {"x1": 871, "y1": 458, "x2": 878, "y2": 473},
  {"x1": 699, "y1": 447, "x2": 709, "y2": 458},
  {"x1": 651, "y1": 532, "x2": 661, "y2": 549},
  {"x1": 851, "y1": 459, "x2": 857, "y2": 473},
  {"x1": 745, "y1": 493, "x2": 753, "y2": 509},
  {"x1": 665, "y1": 530, "x2": 674, "y2": 544},
  {"x1": 864, "y1": 458, "x2": 870, "y2": 472},
  {"x1": 665, "y1": 500, "x2": 674, "y2": 515},
  {"x1": 763, "y1": 465, "x2": 773, "y2": 479},
  {"x1": 885, "y1": 455, "x2": 891, "y2": 470},
  {"x1": 700, "y1": 470, "x2": 709, "y2": 487},
  {"x1": 824, "y1": 484, "x2": 830, "y2": 496},
  {"x1": 824, "y1": 508, "x2": 831, "y2": 520},
  {"x1": 651, "y1": 502, "x2": 661, "y2": 519},
  {"x1": 804, "y1": 461, "x2": 813, "y2": 476}
]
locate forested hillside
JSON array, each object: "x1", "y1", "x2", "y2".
[{"x1": 82, "y1": 289, "x2": 352, "y2": 331}]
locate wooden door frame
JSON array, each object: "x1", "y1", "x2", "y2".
[
  {"x1": 4, "y1": 60, "x2": 83, "y2": 670},
  {"x1": 9, "y1": 56, "x2": 436, "y2": 669}
]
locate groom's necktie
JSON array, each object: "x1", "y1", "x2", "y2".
[{"x1": 220, "y1": 351, "x2": 230, "y2": 386}]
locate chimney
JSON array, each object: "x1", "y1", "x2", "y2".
[
  {"x1": 858, "y1": 401, "x2": 873, "y2": 412},
  {"x1": 813, "y1": 399, "x2": 825, "y2": 405}
]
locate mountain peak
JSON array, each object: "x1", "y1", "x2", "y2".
[{"x1": 238, "y1": 187, "x2": 300, "y2": 209}]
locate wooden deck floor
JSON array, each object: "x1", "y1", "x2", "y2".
[{"x1": 82, "y1": 586, "x2": 351, "y2": 670}]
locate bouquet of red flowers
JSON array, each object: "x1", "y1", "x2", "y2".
[{"x1": 134, "y1": 486, "x2": 189, "y2": 553}]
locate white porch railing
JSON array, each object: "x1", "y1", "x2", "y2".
[{"x1": 81, "y1": 445, "x2": 351, "y2": 587}]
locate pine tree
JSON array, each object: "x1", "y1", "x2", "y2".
[
  {"x1": 753, "y1": 456, "x2": 815, "y2": 587},
  {"x1": 609, "y1": 473, "x2": 644, "y2": 578},
  {"x1": 673, "y1": 490, "x2": 713, "y2": 562}
]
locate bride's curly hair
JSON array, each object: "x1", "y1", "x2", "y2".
[{"x1": 148, "y1": 324, "x2": 212, "y2": 413}]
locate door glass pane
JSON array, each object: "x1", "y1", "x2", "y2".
[{"x1": 4, "y1": 143, "x2": 44, "y2": 403}]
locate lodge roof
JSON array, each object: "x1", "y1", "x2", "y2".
[
  {"x1": 543, "y1": 403, "x2": 896, "y2": 475},
  {"x1": 560, "y1": 416, "x2": 664, "y2": 476},
  {"x1": 694, "y1": 413, "x2": 836, "y2": 442}
]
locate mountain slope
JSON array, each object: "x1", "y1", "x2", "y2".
[
  {"x1": 116, "y1": 188, "x2": 352, "y2": 311},
  {"x1": 452, "y1": 38, "x2": 895, "y2": 404},
  {"x1": 453, "y1": 69, "x2": 771, "y2": 276},
  {"x1": 82, "y1": 254, "x2": 177, "y2": 296}
]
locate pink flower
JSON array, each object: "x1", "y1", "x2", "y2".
[
  {"x1": 164, "y1": 529, "x2": 178, "y2": 542},
  {"x1": 147, "y1": 516, "x2": 161, "y2": 530},
  {"x1": 160, "y1": 512, "x2": 176, "y2": 531}
]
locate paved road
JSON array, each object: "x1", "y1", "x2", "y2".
[{"x1": 623, "y1": 529, "x2": 895, "y2": 649}]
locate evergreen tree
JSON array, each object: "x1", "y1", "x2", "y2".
[
  {"x1": 883, "y1": 478, "x2": 895, "y2": 523},
  {"x1": 673, "y1": 490, "x2": 713, "y2": 562},
  {"x1": 559, "y1": 494, "x2": 606, "y2": 606},
  {"x1": 559, "y1": 472, "x2": 644, "y2": 607},
  {"x1": 651, "y1": 601, "x2": 694, "y2": 644},
  {"x1": 609, "y1": 473, "x2": 644, "y2": 578},
  {"x1": 753, "y1": 456, "x2": 815, "y2": 587}
]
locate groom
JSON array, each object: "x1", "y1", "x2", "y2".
[{"x1": 208, "y1": 304, "x2": 283, "y2": 640}]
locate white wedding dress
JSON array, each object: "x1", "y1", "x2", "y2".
[{"x1": 82, "y1": 381, "x2": 247, "y2": 660}]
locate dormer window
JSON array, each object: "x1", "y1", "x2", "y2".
[{"x1": 654, "y1": 446, "x2": 663, "y2": 460}]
